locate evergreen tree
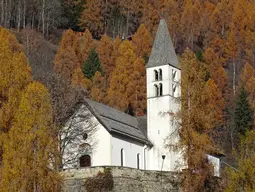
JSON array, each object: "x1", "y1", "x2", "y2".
[
  {"x1": 82, "y1": 48, "x2": 103, "y2": 80},
  {"x1": 235, "y1": 87, "x2": 253, "y2": 135}
]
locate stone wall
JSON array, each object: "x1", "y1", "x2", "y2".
[{"x1": 62, "y1": 166, "x2": 182, "y2": 192}]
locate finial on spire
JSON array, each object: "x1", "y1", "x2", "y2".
[{"x1": 159, "y1": 12, "x2": 165, "y2": 19}]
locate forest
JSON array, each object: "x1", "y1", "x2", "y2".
[{"x1": 0, "y1": 0, "x2": 255, "y2": 191}]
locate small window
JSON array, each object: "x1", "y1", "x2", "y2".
[
  {"x1": 79, "y1": 155, "x2": 91, "y2": 167},
  {"x1": 121, "y1": 148, "x2": 124, "y2": 166},
  {"x1": 154, "y1": 70, "x2": 159, "y2": 81},
  {"x1": 172, "y1": 70, "x2": 177, "y2": 81},
  {"x1": 154, "y1": 84, "x2": 159, "y2": 97},
  {"x1": 83, "y1": 133, "x2": 88, "y2": 140},
  {"x1": 137, "y1": 153, "x2": 140, "y2": 169},
  {"x1": 159, "y1": 83, "x2": 163, "y2": 96},
  {"x1": 159, "y1": 69, "x2": 162, "y2": 80},
  {"x1": 173, "y1": 84, "x2": 177, "y2": 96}
]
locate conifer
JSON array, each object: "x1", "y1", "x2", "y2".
[
  {"x1": 235, "y1": 87, "x2": 253, "y2": 135},
  {"x1": 82, "y1": 48, "x2": 103, "y2": 80}
]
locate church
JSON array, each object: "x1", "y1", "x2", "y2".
[{"x1": 61, "y1": 19, "x2": 221, "y2": 175}]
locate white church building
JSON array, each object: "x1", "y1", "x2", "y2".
[{"x1": 61, "y1": 19, "x2": 221, "y2": 175}]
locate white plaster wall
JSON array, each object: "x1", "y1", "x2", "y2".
[
  {"x1": 207, "y1": 155, "x2": 221, "y2": 177},
  {"x1": 92, "y1": 123, "x2": 112, "y2": 166},
  {"x1": 61, "y1": 105, "x2": 112, "y2": 169},
  {"x1": 111, "y1": 135, "x2": 145, "y2": 169},
  {"x1": 146, "y1": 65, "x2": 183, "y2": 171}
]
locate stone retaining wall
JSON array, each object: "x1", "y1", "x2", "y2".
[{"x1": 62, "y1": 166, "x2": 182, "y2": 192}]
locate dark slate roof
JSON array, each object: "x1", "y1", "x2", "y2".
[
  {"x1": 137, "y1": 116, "x2": 147, "y2": 137},
  {"x1": 146, "y1": 19, "x2": 179, "y2": 69},
  {"x1": 84, "y1": 99, "x2": 151, "y2": 146}
]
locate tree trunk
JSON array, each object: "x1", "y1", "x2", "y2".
[
  {"x1": 42, "y1": 0, "x2": 45, "y2": 36},
  {"x1": 17, "y1": 0, "x2": 21, "y2": 31},
  {"x1": 23, "y1": 0, "x2": 26, "y2": 28},
  {"x1": 233, "y1": 61, "x2": 236, "y2": 95},
  {"x1": 1, "y1": 0, "x2": 4, "y2": 26}
]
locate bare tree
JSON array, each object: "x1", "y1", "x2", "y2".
[{"x1": 59, "y1": 105, "x2": 98, "y2": 168}]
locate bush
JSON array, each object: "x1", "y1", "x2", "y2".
[{"x1": 85, "y1": 168, "x2": 114, "y2": 192}]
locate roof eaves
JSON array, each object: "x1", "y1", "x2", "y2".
[
  {"x1": 83, "y1": 101, "x2": 112, "y2": 133},
  {"x1": 111, "y1": 128, "x2": 153, "y2": 146}
]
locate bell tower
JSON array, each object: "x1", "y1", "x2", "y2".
[{"x1": 146, "y1": 19, "x2": 183, "y2": 171}]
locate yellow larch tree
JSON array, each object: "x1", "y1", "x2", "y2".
[
  {"x1": 0, "y1": 27, "x2": 32, "y2": 132},
  {"x1": 78, "y1": 29, "x2": 94, "y2": 65},
  {"x1": 96, "y1": 34, "x2": 117, "y2": 79},
  {"x1": 204, "y1": 48, "x2": 228, "y2": 97},
  {"x1": 240, "y1": 63, "x2": 255, "y2": 87},
  {"x1": 0, "y1": 82, "x2": 61, "y2": 192},
  {"x1": 107, "y1": 40, "x2": 146, "y2": 115},
  {"x1": 79, "y1": 0, "x2": 104, "y2": 38},
  {"x1": 225, "y1": 130, "x2": 255, "y2": 192},
  {"x1": 90, "y1": 71, "x2": 108, "y2": 104},
  {"x1": 54, "y1": 46, "x2": 80, "y2": 83},
  {"x1": 59, "y1": 29, "x2": 79, "y2": 57},
  {"x1": 132, "y1": 24, "x2": 152, "y2": 59},
  {"x1": 178, "y1": 49, "x2": 224, "y2": 191}
]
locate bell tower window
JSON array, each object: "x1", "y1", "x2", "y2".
[
  {"x1": 173, "y1": 84, "x2": 177, "y2": 97},
  {"x1": 159, "y1": 69, "x2": 162, "y2": 80},
  {"x1": 159, "y1": 83, "x2": 163, "y2": 96},
  {"x1": 154, "y1": 84, "x2": 159, "y2": 97},
  {"x1": 172, "y1": 69, "x2": 177, "y2": 81},
  {"x1": 154, "y1": 70, "x2": 159, "y2": 81}
]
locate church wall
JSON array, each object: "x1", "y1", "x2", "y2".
[
  {"x1": 111, "y1": 134, "x2": 145, "y2": 169},
  {"x1": 61, "y1": 105, "x2": 112, "y2": 169},
  {"x1": 91, "y1": 122, "x2": 112, "y2": 166}
]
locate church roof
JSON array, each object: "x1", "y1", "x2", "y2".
[
  {"x1": 84, "y1": 99, "x2": 151, "y2": 146},
  {"x1": 146, "y1": 19, "x2": 179, "y2": 69}
]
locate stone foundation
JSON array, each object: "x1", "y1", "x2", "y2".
[{"x1": 61, "y1": 166, "x2": 182, "y2": 192}]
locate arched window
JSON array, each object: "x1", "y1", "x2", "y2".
[
  {"x1": 173, "y1": 84, "x2": 177, "y2": 97},
  {"x1": 79, "y1": 155, "x2": 91, "y2": 167},
  {"x1": 137, "y1": 153, "x2": 140, "y2": 169},
  {"x1": 172, "y1": 69, "x2": 177, "y2": 81},
  {"x1": 159, "y1": 69, "x2": 162, "y2": 80},
  {"x1": 154, "y1": 70, "x2": 159, "y2": 81},
  {"x1": 154, "y1": 84, "x2": 159, "y2": 97},
  {"x1": 159, "y1": 83, "x2": 163, "y2": 96},
  {"x1": 121, "y1": 148, "x2": 124, "y2": 166}
]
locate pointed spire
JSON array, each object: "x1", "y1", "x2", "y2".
[{"x1": 146, "y1": 19, "x2": 179, "y2": 69}]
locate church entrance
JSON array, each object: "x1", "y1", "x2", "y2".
[{"x1": 79, "y1": 155, "x2": 91, "y2": 167}]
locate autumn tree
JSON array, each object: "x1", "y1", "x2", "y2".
[
  {"x1": 177, "y1": 49, "x2": 224, "y2": 191},
  {"x1": 225, "y1": 130, "x2": 255, "y2": 192},
  {"x1": 90, "y1": 71, "x2": 108, "y2": 104},
  {"x1": 82, "y1": 48, "x2": 103, "y2": 80},
  {"x1": 107, "y1": 40, "x2": 146, "y2": 115},
  {"x1": 78, "y1": 29, "x2": 94, "y2": 65},
  {"x1": 96, "y1": 35, "x2": 119, "y2": 79},
  {"x1": 54, "y1": 46, "x2": 80, "y2": 82},
  {"x1": 132, "y1": 24, "x2": 152, "y2": 59},
  {"x1": 57, "y1": 29, "x2": 80, "y2": 57},
  {"x1": 0, "y1": 27, "x2": 32, "y2": 132},
  {"x1": 0, "y1": 82, "x2": 61, "y2": 191},
  {"x1": 79, "y1": 0, "x2": 105, "y2": 38}
]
